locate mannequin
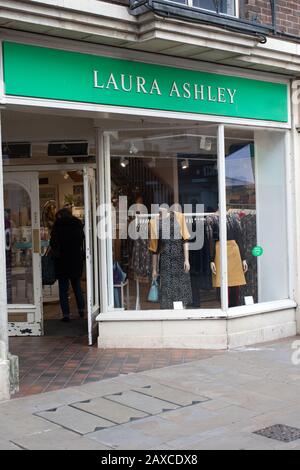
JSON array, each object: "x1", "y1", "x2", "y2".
[{"x1": 150, "y1": 208, "x2": 192, "y2": 309}]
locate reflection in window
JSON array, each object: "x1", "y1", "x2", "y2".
[
  {"x1": 225, "y1": 129, "x2": 289, "y2": 306},
  {"x1": 168, "y1": 0, "x2": 237, "y2": 16}
]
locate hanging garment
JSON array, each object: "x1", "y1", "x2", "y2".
[
  {"x1": 213, "y1": 240, "x2": 246, "y2": 288},
  {"x1": 238, "y1": 212, "x2": 258, "y2": 303},
  {"x1": 153, "y1": 212, "x2": 193, "y2": 310},
  {"x1": 131, "y1": 219, "x2": 152, "y2": 280},
  {"x1": 206, "y1": 214, "x2": 246, "y2": 288}
]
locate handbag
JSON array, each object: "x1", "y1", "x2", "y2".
[
  {"x1": 113, "y1": 262, "x2": 127, "y2": 308},
  {"x1": 42, "y1": 247, "x2": 56, "y2": 286},
  {"x1": 148, "y1": 279, "x2": 159, "y2": 303},
  {"x1": 113, "y1": 261, "x2": 127, "y2": 285}
]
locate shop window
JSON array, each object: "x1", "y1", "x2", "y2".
[
  {"x1": 225, "y1": 128, "x2": 289, "y2": 306},
  {"x1": 107, "y1": 126, "x2": 221, "y2": 311},
  {"x1": 104, "y1": 125, "x2": 289, "y2": 314}
]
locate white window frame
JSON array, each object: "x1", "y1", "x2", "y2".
[{"x1": 101, "y1": 122, "x2": 294, "y2": 320}]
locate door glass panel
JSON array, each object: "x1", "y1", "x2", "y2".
[
  {"x1": 89, "y1": 178, "x2": 95, "y2": 307},
  {"x1": 4, "y1": 183, "x2": 34, "y2": 304}
]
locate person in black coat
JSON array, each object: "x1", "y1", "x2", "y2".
[{"x1": 50, "y1": 208, "x2": 85, "y2": 322}]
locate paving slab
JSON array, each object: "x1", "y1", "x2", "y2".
[
  {"x1": 72, "y1": 397, "x2": 148, "y2": 424},
  {"x1": 10, "y1": 428, "x2": 111, "y2": 450},
  {"x1": 105, "y1": 390, "x2": 179, "y2": 415},
  {"x1": 219, "y1": 389, "x2": 287, "y2": 413},
  {"x1": 133, "y1": 383, "x2": 210, "y2": 406},
  {"x1": 87, "y1": 416, "x2": 187, "y2": 450},
  {"x1": 71, "y1": 378, "x2": 134, "y2": 399},
  {"x1": 0, "y1": 414, "x2": 61, "y2": 441},
  {"x1": 160, "y1": 403, "x2": 259, "y2": 435},
  {"x1": 36, "y1": 405, "x2": 115, "y2": 435},
  {"x1": 4, "y1": 388, "x2": 94, "y2": 414},
  {"x1": 0, "y1": 439, "x2": 22, "y2": 450},
  {"x1": 88, "y1": 424, "x2": 164, "y2": 450}
]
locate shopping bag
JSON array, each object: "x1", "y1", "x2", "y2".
[
  {"x1": 42, "y1": 248, "x2": 56, "y2": 286},
  {"x1": 148, "y1": 279, "x2": 159, "y2": 303}
]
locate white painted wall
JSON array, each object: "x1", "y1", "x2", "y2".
[
  {"x1": 98, "y1": 318, "x2": 228, "y2": 349},
  {"x1": 98, "y1": 308, "x2": 296, "y2": 350}
]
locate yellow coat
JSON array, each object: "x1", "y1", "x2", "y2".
[{"x1": 149, "y1": 211, "x2": 190, "y2": 253}]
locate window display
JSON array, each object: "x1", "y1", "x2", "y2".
[
  {"x1": 105, "y1": 124, "x2": 289, "y2": 313},
  {"x1": 109, "y1": 126, "x2": 220, "y2": 311}
]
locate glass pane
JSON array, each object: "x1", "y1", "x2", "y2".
[
  {"x1": 4, "y1": 183, "x2": 34, "y2": 304},
  {"x1": 167, "y1": 0, "x2": 188, "y2": 4},
  {"x1": 89, "y1": 176, "x2": 98, "y2": 308},
  {"x1": 225, "y1": 128, "x2": 288, "y2": 306},
  {"x1": 192, "y1": 0, "x2": 235, "y2": 14},
  {"x1": 109, "y1": 125, "x2": 220, "y2": 311},
  {"x1": 193, "y1": 0, "x2": 217, "y2": 11}
]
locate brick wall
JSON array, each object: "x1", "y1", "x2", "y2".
[{"x1": 243, "y1": 0, "x2": 300, "y2": 36}]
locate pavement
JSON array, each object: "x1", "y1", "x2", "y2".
[{"x1": 1, "y1": 337, "x2": 300, "y2": 450}]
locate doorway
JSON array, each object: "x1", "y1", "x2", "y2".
[{"x1": 4, "y1": 166, "x2": 99, "y2": 346}]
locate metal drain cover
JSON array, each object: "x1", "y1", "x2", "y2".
[{"x1": 254, "y1": 424, "x2": 300, "y2": 443}]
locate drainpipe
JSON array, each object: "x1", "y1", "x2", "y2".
[{"x1": 0, "y1": 111, "x2": 10, "y2": 400}]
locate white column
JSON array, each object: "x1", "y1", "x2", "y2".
[
  {"x1": 217, "y1": 125, "x2": 229, "y2": 314},
  {"x1": 95, "y1": 128, "x2": 108, "y2": 315},
  {"x1": 291, "y1": 80, "x2": 300, "y2": 333},
  {"x1": 0, "y1": 111, "x2": 10, "y2": 400}
]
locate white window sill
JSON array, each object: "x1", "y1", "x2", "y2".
[{"x1": 96, "y1": 299, "x2": 297, "y2": 322}]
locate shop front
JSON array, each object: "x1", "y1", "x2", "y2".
[{"x1": 0, "y1": 34, "x2": 296, "y2": 366}]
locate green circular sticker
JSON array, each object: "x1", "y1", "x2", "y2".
[{"x1": 252, "y1": 246, "x2": 264, "y2": 257}]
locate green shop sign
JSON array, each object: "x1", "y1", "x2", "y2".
[{"x1": 2, "y1": 42, "x2": 288, "y2": 122}]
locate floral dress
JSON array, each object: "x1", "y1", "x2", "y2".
[{"x1": 158, "y1": 213, "x2": 193, "y2": 309}]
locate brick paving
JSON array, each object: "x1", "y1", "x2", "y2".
[{"x1": 10, "y1": 332, "x2": 222, "y2": 398}]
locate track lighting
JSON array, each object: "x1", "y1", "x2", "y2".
[
  {"x1": 120, "y1": 157, "x2": 129, "y2": 168},
  {"x1": 181, "y1": 159, "x2": 189, "y2": 170}
]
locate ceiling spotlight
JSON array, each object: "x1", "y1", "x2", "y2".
[
  {"x1": 129, "y1": 142, "x2": 138, "y2": 155},
  {"x1": 120, "y1": 157, "x2": 129, "y2": 168},
  {"x1": 63, "y1": 171, "x2": 69, "y2": 180},
  {"x1": 181, "y1": 159, "x2": 189, "y2": 170}
]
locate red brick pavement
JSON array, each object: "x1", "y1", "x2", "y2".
[{"x1": 10, "y1": 335, "x2": 223, "y2": 398}]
